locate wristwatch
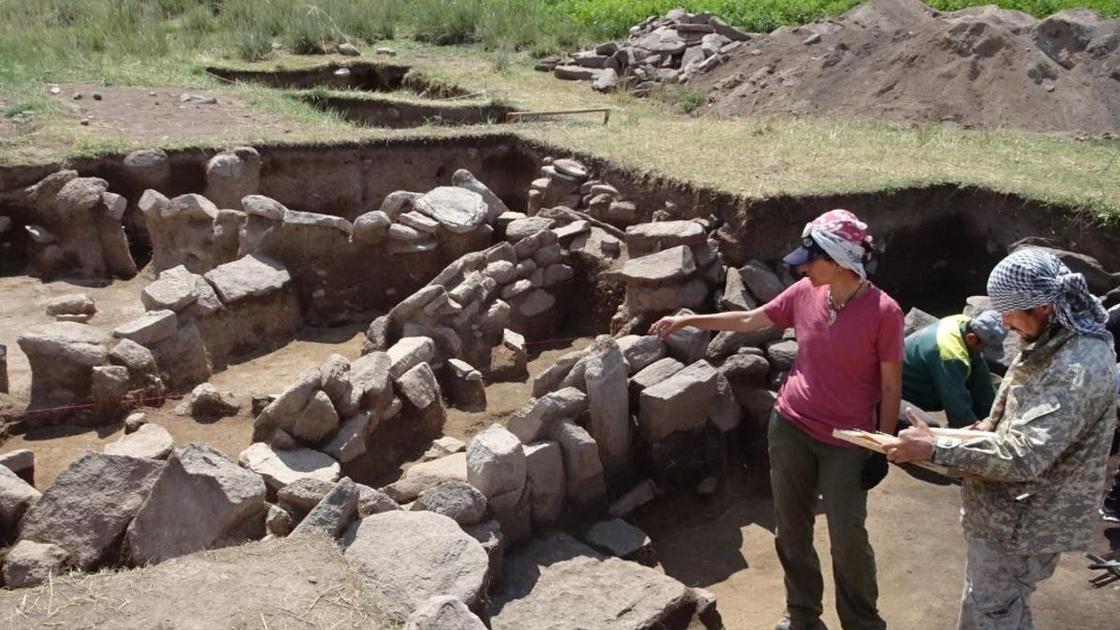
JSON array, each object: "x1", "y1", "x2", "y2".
[{"x1": 930, "y1": 437, "x2": 961, "y2": 464}]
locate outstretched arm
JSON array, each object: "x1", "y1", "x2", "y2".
[{"x1": 649, "y1": 308, "x2": 776, "y2": 340}]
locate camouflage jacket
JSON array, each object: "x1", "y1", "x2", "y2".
[{"x1": 932, "y1": 325, "x2": 1117, "y2": 554}]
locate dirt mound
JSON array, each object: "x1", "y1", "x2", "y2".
[{"x1": 691, "y1": 0, "x2": 1120, "y2": 135}]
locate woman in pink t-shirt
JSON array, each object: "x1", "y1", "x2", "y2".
[{"x1": 651, "y1": 209, "x2": 903, "y2": 630}]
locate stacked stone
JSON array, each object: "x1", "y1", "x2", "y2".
[
  {"x1": 610, "y1": 219, "x2": 722, "y2": 331},
  {"x1": 136, "y1": 254, "x2": 300, "y2": 378},
  {"x1": 18, "y1": 170, "x2": 138, "y2": 279},
  {"x1": 15, "y1": 319, "x2": 166, "y2": 421},
  {"x1": 44, "y1": 294, "x2": 97, "y2": 324},
  {"x1": 528, "y1": 158, "x2": 588, "y2": 214},
  {"x1": 353, "y1": 169, "x2": 503, "y2": 255},
  {"x1": 538, "y1": 8, "x2": 751, "y2": 96},
  {"x1": 139, "y1": 189, "x2": 245, "y2": 275},
  {"x1": 362, "y1": 223, "x2": 577, "y2": 386}
]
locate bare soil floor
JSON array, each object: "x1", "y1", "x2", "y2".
[{"x1": 2, "y1": 276, "x2": 1117, "y2": 628}]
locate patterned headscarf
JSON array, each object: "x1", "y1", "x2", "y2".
[
  {"x1": 806, "y1": 209, "x2": 871, "y2": 279},
  {"x1": 986, "y1": 248, "x2": 1111, "y2": 340}
]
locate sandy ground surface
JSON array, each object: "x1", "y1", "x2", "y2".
[{"x1": 641, "y1": 456, "x2": 1120, "y2": 630}]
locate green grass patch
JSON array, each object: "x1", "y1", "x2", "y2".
[{"x1": 558, "y1": 0, "x2": 1120, "y2": 39}]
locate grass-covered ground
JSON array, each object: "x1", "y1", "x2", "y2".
[{"x1": 0, "y1": 0, "x2": 1118, "y2": 219}]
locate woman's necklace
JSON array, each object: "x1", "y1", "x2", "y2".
[{"x1": 827, "y1": 280, "x2": 865, "y2": 326}]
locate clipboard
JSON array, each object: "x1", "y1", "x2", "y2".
[{"x1": 831, "y1": 428, "x2": 974, "y2": 478}]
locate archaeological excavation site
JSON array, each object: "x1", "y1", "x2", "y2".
[{"x1": 0, "y1": 0, "x2": 1118, "y2": 628}]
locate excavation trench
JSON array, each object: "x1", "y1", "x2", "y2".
[{"x1": 0, "y1": 135, "x2": 1117, "y2": 627}]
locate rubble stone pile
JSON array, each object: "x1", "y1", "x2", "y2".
[{"x1": 537, "y1": 7, "x2": 752, "y2": 96}]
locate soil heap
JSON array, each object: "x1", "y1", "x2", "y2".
[{"x1": 692, "y1": 0, "x2": 1120, "y2": 135}]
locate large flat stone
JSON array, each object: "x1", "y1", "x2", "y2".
[
  {"x1": 342, "y1": 510, "x2": 489, "y2": 621},
  {"x1": 19, "y1": 453, "x2": 164, "y2": 570},
  {"x1": 617, "y1": 245, "x2": 696, "y2": 285},
  {"x1": 491, "y1": 534, "x2": 694, "y2": 629},
  {"x1": 127, "y1": 444, "x2": 266, "y2": 564},
  {"x1": 237, "y1": 443, "x2": 340, "y2": 492},
  {"x1": 203, "y1": 255, "x2": 291, "y2": 304},
  {"x1": 413, "y1": 187, "x2": 487, "y2": 234},
  {"x1": 638, "y1": 360, "x2": 719, "y2": 441},
  {"x1": 625, "y1": 221, "x2": 706, "y2": 257}
]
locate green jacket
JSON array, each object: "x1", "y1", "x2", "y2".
[{"x1": 902, "y1": 315, "x2": 996, "y2": 427}]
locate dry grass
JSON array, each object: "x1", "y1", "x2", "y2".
[{"x1": 1, "y1": 43, "x2": 1117, "y2": 220}]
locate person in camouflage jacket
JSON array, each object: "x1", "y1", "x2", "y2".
[{"x1": 886, "y1": 249, "x2": 1117, "y2": 630}]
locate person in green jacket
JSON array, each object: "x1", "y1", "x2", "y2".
[{"x1": 902, "y1": 311, "x2": 1007, "y2": 428}]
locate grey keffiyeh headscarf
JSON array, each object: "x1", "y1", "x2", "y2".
[{"x1": 986, "y1": 248, "x2": 1111, "y2": 340}]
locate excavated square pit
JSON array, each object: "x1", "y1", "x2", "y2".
[{"x1": 1, "y1": 135, "x2": 1118, "y2": 627}]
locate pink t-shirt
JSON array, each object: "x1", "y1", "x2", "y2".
[{"x1": 761, "y1": 278, "x2": 904, "y2": 446}]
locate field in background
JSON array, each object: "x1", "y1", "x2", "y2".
[{"x1": 0, "y1": 1, "x2": 1117, "y2": 219}]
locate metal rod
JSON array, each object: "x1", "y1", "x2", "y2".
[{"x1": 505, "y1": 108, "x2": 612, "y2": 124}]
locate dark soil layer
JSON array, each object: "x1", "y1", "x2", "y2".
[{"x1": 694, "y1": 0, "x2": 1120, "y2": 136}]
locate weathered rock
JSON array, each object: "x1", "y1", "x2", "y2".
[
  {"x1": 490, "y1": 534, "x2": 694, "y2": 629},
  {"x1": 349, "y1": 351, "x2": 392, "y2": 414},
  {"x1": 517, "y1": 289, "x2": 556, "y2": 317},
  {"x1": 704, "y1": 328, "x2": 783, "y2": 362},
  {"x1": 524, "y1": 441, "x2": 565, "y2": 527},
  {"x1": 0, "y1": 465, "x2": 40, "y2": 536},
  {"x1": 625, "y1": 220, "x2": 706, "y2": 257},
  {"x1": 18, "y1": 322, "x2": 110, "y2": 405},
  {"x1": 237, "y1": 443, "x2": 340, "y2": 492},
  {"x1": 625, "y1": 278, "x2": 708, "y2": 313},
  {"x1": 253, "y1": 367, "x2": 321, "y2": 442},
  {"x1": 508, "y1": 387, "x2": 588, "y2": 443},
  {"x1": 2, "y1": 540, "x2": 69, "y2": 588},
  {"x1": 405, "y1": 595, "x2": 488, "y2": 630},
  {"x1": 639, "y1": 360, "x2": 719, "y2": 441},
  {"x1": 452, "y1": 169, "x2": 508, "y2": 222},
  {"x1": 463, "y1": 519, "x2": 505, "y2": 590},
  {"x1": 765, "y1": 339, "x2": 799, "y2": 371},
  {"x1": 630, "y1": 357, "x2": 685, "y2": 398},
  {"x1": 665, "y1": 308, "x2": 711, "y2": 364},
  {"x1": 265, "y1": 503, "x2": 293, "y2": 536},
  {"x1": 412, "y1": 480, "x2": 488, "y2": 526},
  {"x1": 489, "y1": 328, "x2": 528, "y2": 381},
  {"x1": 109, "y1": 338, "x2": 157, "y2": 376},
  {"x1": 342, "y1": 510, "x2": 489, "y2": 620},
  {"x1": 609, "y1": 479, "x2": 658, "y2": 517},
  {"x1": 292, "y1": 390, "x2": 340, "y2": 444},
  {"x1": 904, "y1": 307, "x2": 939, "y2": 336},
  {"x1": 584, "y1": 336, "x2": 630, "y2": 483},
  {"x1": 552, "y1": 421, "x2": 607, "y2": 510},
  {"x1": 710, "y1": 373, "x2": 743, "y2": 433},
  {"x1": 204, "y1": 147, "x2": 261, "y2": 211},
  {"x1": 466, "y1": 425, "x2": 526, "y2": 511},
  {"x1": 720, "y1": 267, "x2": 758, "y2": 311},
  {"x1": 618, "y1": 245, "x2": 696, "y2": 285},
  {"x1": 382, "y1": 452, "x2": 468, "y2": 503},
  {"x1": 277, "y1": 477, "x2": 334, "y2": 513},
  {"x1": 506, "y1": 217, "x2": 556, "y2": 243},
  {"x1": 112, "y1": 310, "x2": 178, "y2": 346},
  {"x1": 387, "y1": 337, "x2": 436, "y2": 379},
  {"x1": 396, "y1": 362, "x2": 440, "y2": 410},
  {"x1": 124, "y1": 412, "x2": 148, "y2": 433},
  {"x1": 19, "y1": 453, "x2": 164, "y2": 570},
  {"x1": 554, "y1": 65, "x2": 601, "y2": 80},
  {"x1": 445, "y1": 359, "x2": 487, "y2": 411},
  {"x1": 0, "y1": 450, "x2": 34, "y2": 485},
  {"x1": 592, "y1": 68, "x2": 620, "y2": 92},
  {"x1": 583, "y1": 518, "x2": 654, "y2": 565},
  {"x1": 321, "y1": 412, "x2": 371, "y2": 463},
  {"x1": 203, "y1": 254, "x2": 290, "y2": 304},
  {"x1": 291, "y1": 476, "x2": 360, "y2": 538},
  {"x1": 617, "y1": 334, "x2": 666, "y2": 375},
  {"x1": 739, "y1": 260, "x2": 785, "y2": 303},
  {"x1": 357, "y1": 484, "x2": 401, "y2": 516},
  {"x1": 90, "y1": 365, "x2": 129, "y2": 404},
  {"x1": 127, "y1": 444, "x2": 266, "y2": 564},
  {"x1": 46, "y1": 294, "x2": 96, "y2": 317},
  {"x1": 413, "y1": 187, "x2": 488, "y2": 234},
  {"x1": 189, "y1": 383, "x2": 240, "y2": 418},
  {"x1": 104, "y1": 423, "x2": 174, "y2": 460}
]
